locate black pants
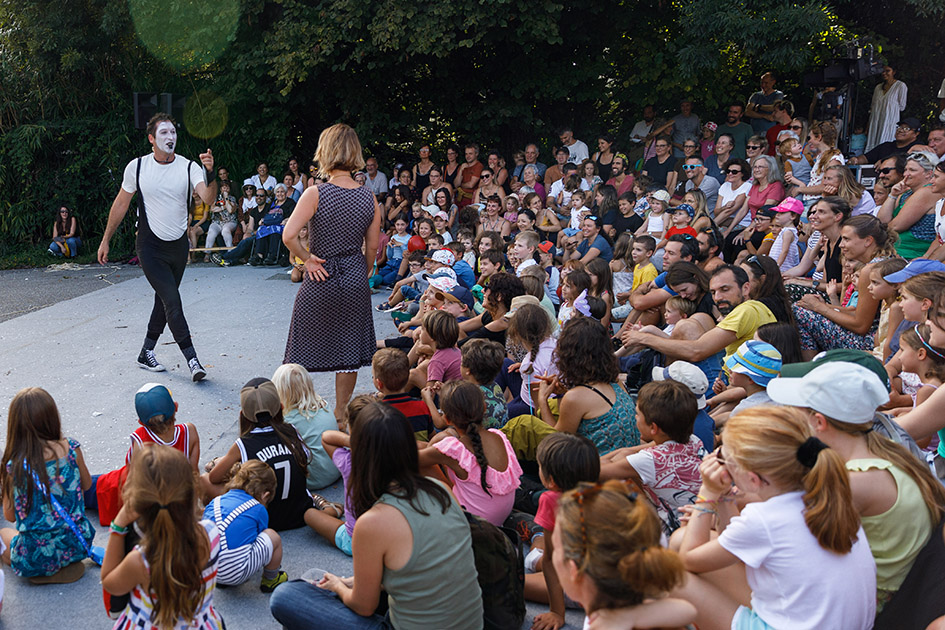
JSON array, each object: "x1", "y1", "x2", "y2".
[
  {"x1": 137, "y1": 234, "x2": 190, "y2": 343},
  {"x1": 257, "y1": 232, "x2": 285, "y2": 262}
]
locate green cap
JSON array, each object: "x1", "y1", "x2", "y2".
[{"x1": 778, "y1": 349, "x2": 889, "y2": 391}]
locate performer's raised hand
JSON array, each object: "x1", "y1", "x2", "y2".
[{"x1": 199, "y1": 148, "x2": 214, "y2": 173}]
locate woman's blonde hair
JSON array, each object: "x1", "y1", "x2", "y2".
[
  {"x1": 272, "y1": 363, "x2": 328, "y2": 414},
  {"x1": 723, "y1": 406, "x2": 860, "y2": 553},
  {"x1": 556, "y1": 480, "x2": 685, "y2": 613},
  {"x1": 123, "y1": 445, "x2": 207, "y2": 629},
  {"x1": 314, "y1": 123, "x2": 365, "y2": 177}
]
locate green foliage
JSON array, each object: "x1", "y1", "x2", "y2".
[{"x1": 1, "y1": 0, "x2": 943, "y2": 269}]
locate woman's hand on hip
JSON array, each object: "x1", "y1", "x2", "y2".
[{"x1": 304, "y1": 255, "x2": 329, "y2": 281}]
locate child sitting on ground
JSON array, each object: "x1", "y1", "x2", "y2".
[
  {"x1": 419, "y1": 381, "x2": 522, "y2": 526},
  {"x1": 0, "y1": 388, "x2": 94, "y2": 584},
  {"x1": 305, "y1": 394, "x2": 375, "y2": 557},
  {"x1": 203, "y1": 460, "x2": 287, "y2": 592},
  {"x1": 407, "y1": 309, "x2": 462, "y2": 390},
  {"x1": 373, "y1": 348, "x2": 436, "y2": 441},
  {"x1": 507, "y1": 303, "x2": 557, "y2": 419},
  {"x1": 271, "y1": 363, "x2": 340, "y2": 490},
  {"x1": 102, "y1": 445, "x2": 225, "y2": 629},
  {"x1": 289, "y1": 223, "x2": 309, "y2": 283},
  {"x1": 476, "y1": 249, "x2": 505, "y2": 288},
  {"x1": 524, "y1": 433, "x2": 602, "y2": 629},
  {"x1": 556, "y1": 268, "x2": 592, "y2": 331},
  {"x1": 126, "y1": 383, "x2": 200, "y2": 470},
  {"x1": 201, "y1": 378, "x2": 337, "y2": 532},
  {"x1": 599, "y1": 380, "x2": 705, "y2": 533},
  {"x1": 458, "y1": 339, "x2": 508, "y2": 429},
  {"x1": 553, "y1": 481, "x2": 697, "y2": 629}
]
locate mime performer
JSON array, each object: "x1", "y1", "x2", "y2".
[{"x1": 98, "y1": 113, "x2": 216, "y2": 381}]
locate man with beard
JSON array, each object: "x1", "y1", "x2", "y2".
[
  {"x1": 616, "y1": 234, "x2": 700, "y2": 331},
  {"x1": 621, "y1": 264, "x2": 775, "y2": 372},
  {"x1": 696, "y1": 229, "x2": 725, "y2": 273},
  {"x1": 714, "y1": 103, "x2": 753, "y2": 158},
  {"x1": 98, "y1": 113, "x2": 217, "y2": 381}
]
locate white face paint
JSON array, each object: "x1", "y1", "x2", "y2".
[{"x1": 153, "y1": 121, "x2": 177, "y2": 155}]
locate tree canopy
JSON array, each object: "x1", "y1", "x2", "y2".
[{"x1": 0, "y1": 0, "x2": 942, "y2": 253}]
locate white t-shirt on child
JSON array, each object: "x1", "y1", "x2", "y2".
[
  {"x1": 718, "y1": 490, "x2": 876, "y2": 630},
  {"x1": 569, "y1": 206, "x2": 586, "y2": 230}
]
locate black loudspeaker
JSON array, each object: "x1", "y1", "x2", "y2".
[{"x1": 133, "y1": 93, "x2": 187, "y2": 129}]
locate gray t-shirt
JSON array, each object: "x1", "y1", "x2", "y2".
[
  {"x1": 748, "y1": 90, "x2": 786, "y2": 134},
  {"x1": 731, "y1": 390, "x2": 776, "y2": 416},
  {"x1": 672, "y1": 114, "x2": 701, "y2": 157}
]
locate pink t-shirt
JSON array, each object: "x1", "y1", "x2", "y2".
[
  {"x1": 747, "y1": 181, "x2": 785, "y2": 219},
  {"x1": 427, "y1": 347, "x2": 462, "y2": 383},
  {"x1": 433, "y1": 429, "x2": 522, "y2": 526},
  {"x1": 534, "y1": 490, "x2": 561, "y2": 532}
]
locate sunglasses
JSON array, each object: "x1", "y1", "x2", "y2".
[
  {"x1": 789, "y1": 125, "x2": 803, "y2": 130},
  {"x1": 746, "y1": 145, "x2": 761, "y2": 150},
  {"x1": 725, "y1": 169, "x2": 742, "y2": 175},
  {"x1": 481, "y1": 174, "x2": 492, "y2": 178},
  {"x1": 877, "y1": 167, "x2": 897, "y2": 175},
  {"x1": 746, "y1": 255, "x2": 765, "y2": 273},
  {"x1": 682, "y1": 164, "x2": 703, "y2": 170}
]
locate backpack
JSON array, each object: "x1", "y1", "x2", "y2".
[{"x1": 463, "y1": 511, "x2": 526, "y2": 630}]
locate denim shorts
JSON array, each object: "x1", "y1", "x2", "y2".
[{"x1": 733, "y1": 606, "x2": 775, "y2": 630}]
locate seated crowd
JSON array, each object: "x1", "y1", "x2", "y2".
[{"x1": 16, "y1": 74, "x2": 945, "y2": 630}]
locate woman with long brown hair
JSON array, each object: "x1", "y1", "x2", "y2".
[{"x1": 270, "y1": 402, "x2": 483, "y2": 629}]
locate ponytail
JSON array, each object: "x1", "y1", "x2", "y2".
[
  {"x1": 799, "y1": 443, "x2": 860, "y2": 553},
  {"x1": 724, "y1": 406, "x2": 860, "y2": 554},
  {"x1": 123, "y1": 445, "x2": 207, "y2": 629},
  {"x1": 842, "y1": 215, "x2": 899, "y2": 260}
]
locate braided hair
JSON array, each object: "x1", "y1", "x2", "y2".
[{"x1": 439, "y1": 381, "x2": 491, "y2": 495}]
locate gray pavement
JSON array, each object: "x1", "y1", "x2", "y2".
[{"x1": 0, "y1": 262, "x2": 583, "y2": 629}]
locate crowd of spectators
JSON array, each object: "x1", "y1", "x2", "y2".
[{"x1": 20, "y1": 68, "x2": 945, "y2": 629}]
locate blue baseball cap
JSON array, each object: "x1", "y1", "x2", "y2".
[
  {"x1": 883, "y1": 259, "x2": 945, "y2": 284},
  {"x1": 435, "y1": 286, "x2": 475, "y2": 311},
  {"x1": 725, "y1": 340, "x2": 782, "y2": 387},
  {"x1": 135, "y1": 383, "x2": 175, "y2": 423},
  {"x1": 675, "y1": 204, "x2": 695, "y2": 218}
]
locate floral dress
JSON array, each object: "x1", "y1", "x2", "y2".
[{"x1": 7, "y1": 438, "x2": 94, "y2": 577}]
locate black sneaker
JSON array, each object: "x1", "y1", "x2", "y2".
[
  {"x1": 137, "y1": 349, "x2": 165, "y2": 372},
  {"x1": 188, "y1": 357, "x2": 207, "y2": 382},
  {"x1": 209, "y1": 252, "x2": 224, "y2": 266}
]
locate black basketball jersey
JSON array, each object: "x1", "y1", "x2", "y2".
[{"x1": 237, "y1": 426, "x2": 312, "y2": 530}]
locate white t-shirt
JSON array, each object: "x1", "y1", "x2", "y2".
[
  {"x1": 935, "y1": 198, "x2": 945, "y2": 244},
  {"x1": 121, "y1": 154, "x2": 205, "y2": 241},
  {"x1": 519, "y1": 337, "x2": 557, "y2": 407},
  {"x1": 251, "y1": 174, "x2": 277, "y2": 192},
  {"x1": 718, "y1": 181, "x2": 752, "y2": 227},
  {"x1": 718, "y1": 491, "x2": 876, "y2": 630},
  {"x1": 566, "y1": 140, "x2": 590, "y2": 164}
]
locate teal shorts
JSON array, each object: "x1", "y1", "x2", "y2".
[
  {"x1": 334, "y1": 524, "x2": 353, "y2": 556},
  {"x1": 733, "y1": 606, "x2": 774, "y2": 630}
]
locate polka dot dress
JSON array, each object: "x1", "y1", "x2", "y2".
[{"x1": 284, "y1": 183, "x2": 377, "y2": 372}]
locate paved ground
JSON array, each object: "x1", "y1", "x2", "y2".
[{"x1": 0, "y1": 262, "x2": 583, "y2": 629}]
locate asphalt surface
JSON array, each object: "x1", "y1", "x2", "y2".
[{"x1": 0, "y1": 262, "x2": 584, "y2": 629}]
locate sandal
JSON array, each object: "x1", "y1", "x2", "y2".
[
  {"x1": 29, "y1": 561, "x2": 85, "y2": 585},
  {"x1": 375, "y1": 302, "x2": 391, "y2": 312},
  {"x1": 312, "y1": 493, "x2": 344, "y2": 519}
]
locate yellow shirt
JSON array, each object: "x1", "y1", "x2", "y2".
[
  {"x1": 192, "y1": 201, "x2": 208, "y2": 222},
  {"x1": 631, "y1": 262, "x2": 658, "y2": 291},
  {"x1": 716, "y1": 300, "x2": 776, "y2": 367}
]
